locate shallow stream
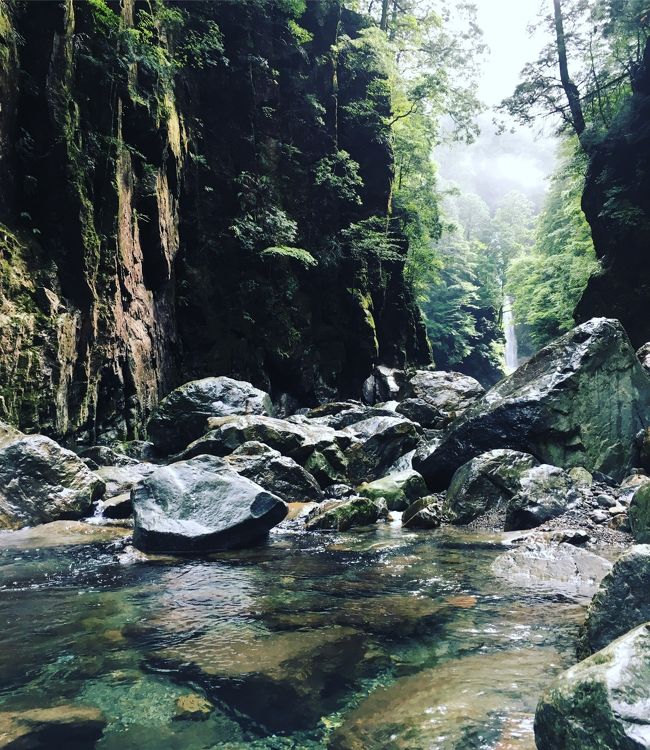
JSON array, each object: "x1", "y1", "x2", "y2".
[{"x1": 0, "y1": 521, "x2": 595, "y2": 749}]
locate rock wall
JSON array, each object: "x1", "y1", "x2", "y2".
[
  {"x1": 0, "y1": 0, "x2": 430, "y2": 443},
  {"x1": 575, "y1": 40, "x2": 650, "y2": 347}
]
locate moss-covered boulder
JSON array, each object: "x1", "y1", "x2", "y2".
[
  {"x1": 629, "y1": 483, "x2": 650, "y2": 543},
  {"x1": 535, "y1": 623, "x2": 650, "y2": 750},
  {"x1": 357, "y1": 469, "x2": 427, "y2": 511},
  {"x1": 415, "y1": 319, "x2": 650, "y2": 490},
  {"x1": 581, "y1": 545, "x2": 650, "y2": 656},
  {"x1": 402, "y1": 496, "x2": 442, "y2": 529},
  {"x1": 305, "y1": 496, "x2": 386, "y2": 531}
]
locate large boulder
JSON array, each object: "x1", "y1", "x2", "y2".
[
  {"x1": 535, "y1": 623, "x2": 650, "y2": 750},
  {"x1": 222, "y1": 442, "x2": 323, "y2": 503},
  {"x1": 147, "y1": 377, "x2": 273, "y2": 455},
  {"x1": 95, "y1": 462, "x2": 156, "y2": 499},
  {"x1": 581, "y1": 545, "x2": 650, "y2": 655},
  {"x1": 304, "y1": 496, "x2": 386, "y2": 531},
  {"x1": 343, "y1": 416, "x2": 420, "y2": 484},
  {"x1": 132, "y1": 456, "x2": 287, "y2": 553},
  {"x1": 443, "y1": 449, "x2": 538, "y2": 525},
  {"x1": 504, "y1": 464, "x2": 579, "y2": 531},
  {"x1": 629, "y1": 483, "x2": 650, "y2": 543},
  {"x1": 0, "y1": 434, "x2": 105, "y2": 529},
  {"x1": 415, "y1": 319, "x2": 650, "y2": 490},
  {"x1": 357, "y1": 469, "x2": 427, "y2": 511},
  {"x1": 398, "y1": 370, "x2": 485, "y2": 428}
]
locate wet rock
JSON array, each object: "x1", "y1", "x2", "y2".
[
  {"x1": 492, "y1": 541, "x2": 612, "y2": 599},
  {"x1": 98, "y1": 492, "x2": 133, "y2": 520},
  {"x1": 444, "y1": 449, "x2": 539, "y2": 526},
  {"x1": 357, "y1": 469, "x2": 428, "y2": 511},
  {"x1": 323, "y1": 483, "x2": 356, "y2": 500},
  {"x1": 504, "y1": 464, "x2": 579, "y2": 531},
  {"x1": 0, "y1": 521, "x2": 131, "y2": 549},
  {"x1": 581, "y1": 545, "x2": 650, "y2": 655},
  {"x1": 415, "y1": 319, "x2": 650, "y2": 489},
  {"x1": 637, "y1": 341, "x2": 650, "y2": 375},
  {"x1": 400, "y1": 370, "x2": 485, "y2": 428},
  {"x1": 223, "y1": 442, "x2": 323, "y2": 503},
  {"x1": 535, "y1": 623, "x2": 650, "y2": 750},
  {"x1": 362, "y1": 365, "x2": 406, "y2": 404},
  {"x1": 153, "y1": 626, "x2": 370, "y2": 731},
  {"x1": 596, "y1": 493, "x2": 617, "y2": 508},
  {"x1": 402, "y1": 496, "x2": 442, "y2": 529},
  {"x1": 0, "y1": 435, "x2": 105, "y2": 529},
  {"x1": 0, "y1": 705, "x2": 106, "y2": 749},
  {"x1": 343, "y1": 416, "x2": 420, "y2": 484},
  {"x1": 309, "y1": 402, "x2": 398, "y2": 430},
  {"x1": 132, "y1": 456, "x2": 287, "y2": 553},
  {"x1": 630, "y1": 482, "x2": 650, "y2": 542},
  {"x1": 78, "y1": 445, "x2": 138, "y2": 467},
  {"x1": 569, "y1": 466, "x2": 593, "y2": 487},
  {"x1": 174, "y1": 694, "x2": 213, "y2": 721},
  {"x1": 95, "y1": 463, "x2": 156, "y2": 499},
  {"x1": 305, "y1": 496, "x2": 386, "y2": 531},
  {"x1": 147, "y1": 377, "x2": 273, "y2": 455}
]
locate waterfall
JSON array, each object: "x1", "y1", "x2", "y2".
[{"x1": 503, "y1": 296, "x2": 518, "y2": 374}]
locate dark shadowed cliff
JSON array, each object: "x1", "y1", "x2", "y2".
[{"x1": 0, "y1": 0, "x2": 430, "y2": 443}]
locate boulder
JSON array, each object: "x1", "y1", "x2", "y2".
[
  {"x1": 95, "y1": 463, "x2": 156, "y2": 499},
  {"x1": 535, "y1": 623, "x2": 650, "y2": 750},
  {"x1": 357, "y1": 469, "x2": 428, "y2": 511},
  {"x1": 400, "y1": 370, "x2": 485, "y2": 428},
  {"x1": 401, "y1": 496, "x2": 442, "y2": 529},
  {"x1": 343, "y1": 416, "x2": 420, "y2": 484},
  {"x1": 637, "y1": 342, "x2": 650, "y2": 375},
  {"x1": 444, "y1": 449, "x2": 539, "y2": 526},
  {"x1": 569, "y1": 466, "x2": 594, "y2": 487},
  {"x1": 362, "y1": 365, "x2": 405, "y2": 404},
  {"x1": 222, "y1": 442, "x2": 323, "y2": 503},
  {"x1": 132, "y1": 456, "x2": 287, "y2": 553},
  {"x1": 0, "y1": 435, "x2": 105, "y2": 529},
  {"x1": 0, "y1": 705, "x2": 106, "y2": 749},
  {"x1": 415, "y1": 319, "x2": 650, "y2": 489},
  {"x1": 630, "y1": 483, "x2": 650, "y2": 543},
  {"x1": 308, "y1": 402, "x2": 397, "y2": 429},
  {"x1": 504, "y1": 464, "x2": 579, "y2": 531},
  {"x1": 78, "y1": 445, "x2": 138, "y2": 467},
  {"x1": 581, "y1": 545, "x2": 650, "y2": 655},
  {"x1": 97, "y1": 492, "x2": 133, "y2": 519},
  {"x1": 492, "y1": 541, "x2": 612, "y2": 599},
  {"x1": 305, "y1": 496, "x2": 386, "y2": 531},
  {"x1": 147, "y1": 377, "x2": 273, "y2": 455}
]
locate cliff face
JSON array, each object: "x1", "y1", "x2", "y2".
[
  {"x1": 0, "y1": 0, "x2": 430, "y2": 443},
  {"x1": 575, "y1": 40, "x2": 650, "y2": 347}
]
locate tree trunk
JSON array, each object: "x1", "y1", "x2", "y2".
[
  {"x1": 379, "y1": 0, "x2": 390, "y2": 32},
  {"x1": 553, "y1": 0, "x2": 586, "y2": 139}
]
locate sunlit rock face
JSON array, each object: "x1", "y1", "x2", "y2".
[
  {"x1": 415, "y1": 318, "x2": 650, "y2": 490},
  {"x1": 575, "y1": 40, "x2": 650, "y2": 348}
]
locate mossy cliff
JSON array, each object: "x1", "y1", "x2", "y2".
[{"x1": 0, "y1": 0, "x2": 429, "y2": 442}]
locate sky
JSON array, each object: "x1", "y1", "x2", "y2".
[{"x1": 436, "y1": 0, "x2": 558, "y2": 211}]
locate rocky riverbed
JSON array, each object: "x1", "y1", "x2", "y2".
[{"x1": 0, "y1": 317, "x2": 649, "y2": 748}]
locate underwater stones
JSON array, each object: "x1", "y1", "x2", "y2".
[
  {"x1": 535, "y1": 623, "x2": 650, "y2": 750},
  {"x1": 174, "y1": 694, "x2": 213, "y2": 722},
  {"x1": 630, "y1": 483, "x2": 650, "y2": 542},
  {"x1": 153, "y1": 626, "x2": 369, "y2": 731},
  {"x1": 401, "y1": 496, "x2": 443, "y2": 529},
  {"x1": 443, "y1": 449, "x2": 539, "y2": 526},
  {"x1": 147, "y1": 377, "x2": 273, "y2": 455},
  {"x1": 581, "y1": 545, "x2": 650, "y2": 656},
  {"x1": 415, "y1": 319, "x2": 650, "y2": 490},
  {"x1": 0, "y1": 434, "x2": 105, "y2": 529},
  {"x1": 0, "y1": 521, "x2": 131, "y2": 549},
  {"x1": 400, "y1": 369, "x2": 485, "y2": 428},
  {"x1": 492, "y1": 541, "x2": 612, "y2": 599},
  {"x1": 0, "y1": 705, "x2": 106, "y2": 749},
  {"x1": 132, "y1": 456, "x2": 287, "y2": 553},
  {"x1": 305, "y1": 496, "x2": 387, "y2": 531},
  {"x1": 357, "y1": 469, "x2": 428, "y2": 511}
]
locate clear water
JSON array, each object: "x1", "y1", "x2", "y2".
[{"x1": 0, "y1": 522, "x2": 591, "y2": 749}]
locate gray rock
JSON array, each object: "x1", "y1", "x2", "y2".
[
  {"x1": 444, "y1": 449, "x2": 539, "y2": 526},
  {"x1": 305, "y1": 496, "x2": 386, "y2": 531},
  {"x1": 596, "y1": 493, "x2": 618, "y2": 508},
  {"x1": 400, "y1": 370, "x2": 485, "y2": 428},
  {"x1": 504, "y1": 464, "x2": 579, "y2": 531},
  {"x1": 95, "y1": 463, "x2": 157, "y2": 499},
  {"x1": 323, "y1": 483, "x2": 356, "y2": 500},
  {"x1": 98, "y1": 492, "x2": 133, "y2": 520},
  {"x1": 630, "y1": 482, "x2": 650, "y2": 543},
  {"x1": 569, "y1": 466, "x2": 594, "y2": 487},
  {"x1": 415, "y1": 319, "x2": 650, "y2": 489},
  {"x1": 402, "y1": 496, "x2": 443, "y2": 529},
  {"x1": 132, "y1": 456, "x2": 287, "y2": 553},
  {"x1": 78, "y1": 446, "x2": 138, "y2": 467},
  {"x1": 581, "y1": 545, "x2": 650, "y2": 655},
  {"x1": 362, "y1": 365, "x2": 405, "y2": 405},
  {"x1": 309, "y1": 403, "x2": 398, "y2": 430},
  {"x1": 636, "y1": 341, "x2": 650, "y2": 375},
  {"x1": 147, "y1": 377, "x2": 273, "y2": 455},
  {"x1": 535, "y1": 623, "x2": 650, "y2": 750},
  {"x1": 492, "y1": 541, "x2": 612, "y2": 598},
  {"x1": 0, "y1": 434, "x2": 105, "y2": 529},
  {"x1": 357, "y1": 469, "x2": 428, "y2": 511}
]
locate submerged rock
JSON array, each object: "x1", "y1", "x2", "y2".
[
  {"x1": 0, "y1": 521, "x2": 131, "y2": 549},
  {"x1": 415, "y1": 319, "x2": 650, "y2": 489},
  {"x1": 0, "y1": 434, "x2": 105, "y2": 529},
  {"x1": 147, "y1": 377, "x2": 273, "y2": 455},
  {"x1": 0, "y1": 705, "x2": 106, "y2": 749},
  {"x1": 132, "y1": 456, "x2": 287, "y2": 553},
  {"x1": 581, "y1": 545, "x2": 650, "y2": 656},
  {"x1": 305, "y1": 496, "x2": 386, "y2": 531},
  {"x1": 535, "y1": 623, "x2": 650, "y2": 750},
  {"x1": 357, "y1": 469, "x2": 428, "y2": 511}
]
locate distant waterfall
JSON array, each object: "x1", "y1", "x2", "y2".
[{"x1": 503, "y1": 296, "x2": 518, "y2": 374}]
